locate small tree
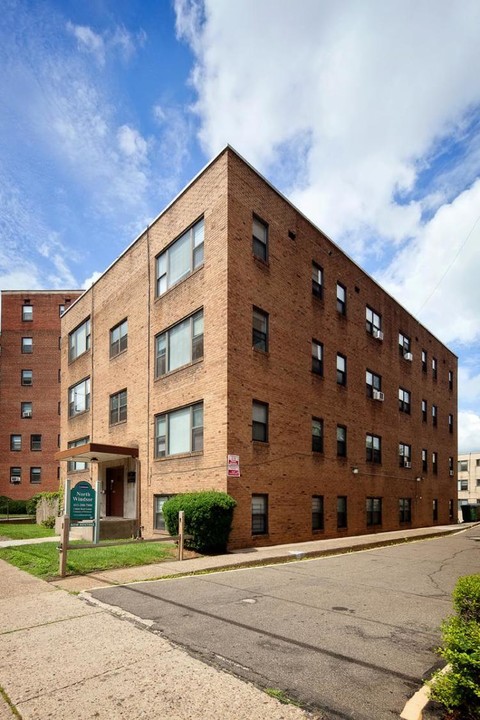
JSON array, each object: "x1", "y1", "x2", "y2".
[{"x1": 162, "y1": 491, "x2": 236, "y2": 554}]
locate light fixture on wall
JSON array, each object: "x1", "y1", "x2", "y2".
[{"x1": 352, "y1": 467, "x2": 359, "y2": 475}]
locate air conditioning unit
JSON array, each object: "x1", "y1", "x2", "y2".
[
  {"x1": 449, "y1": 470, "x2": 454, "y2": 476},
  {"x1": 404, "y1": 352, "x2": 413, "y2": 361},
  {"x1": 373, "y1": 390, "x2": 385, "y2": 401},
  {"x1": 10, "y1": 477, "x2": 20, "y2": 484},
  {"x1": 404, "y1": 461, "x2": 412, "y2": 468},
  {"x1": 22, "y1": 410, "x2": 32, "y2": 418},
  {"x1": 373, "y1": 329, "x2": 384, "y2": 340}
]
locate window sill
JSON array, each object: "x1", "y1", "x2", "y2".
[
  {"x1": 68, "y1": 410, "x2": 90, "y2": 420},
  {"x1": 110, "y1": 419, "x2": 127, "y2": 428},
  {"x1": 252, "y1": 255, "x2": 270, "y2": 269},
  {"x1": 154, "y1": 451, "x2": 203, "y2": 462},
  {"x1": 311, "y1": 371, "x2": 324, "y2": 380},
  {"x1": 155, "y1": 264, "x2": 204, "y2": 303},
  {"x1": 68, "y1": 349, "x2": 91, "y2": 366},
  {"x1": 252, "y1": 440, "x2": 269, "y2": 447},
  {"x1": 110, "y1": 348, "x2": 128, "y2": 361},
  {"x1": 253, "y1": 347, "x2": 269, "y2": 357},
  {"x1": 155, "y1": 358, "x2": 203, "y2": 381},
  {"x1": 312, "y1": 293, "x2": 324, "y2": 303}
]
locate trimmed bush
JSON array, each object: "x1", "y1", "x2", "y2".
[
  {"x1": 162, "y1": 491, "x2": 236, "y2": 554},
  {"x1": 0, "y1": 496, "x2": 28, "y2": 515},
  {"x1": 41, "y1": 516, "x2": 56, "y2": 529},
  {"x1": 430, "y1": 574, "x2": 480, "y2": 718}
]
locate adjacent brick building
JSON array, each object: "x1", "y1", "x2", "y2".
[
  {"x1": 57, "y1": 147, "x2": 458, "y2": 548},
  {"x1": 0, "y1": 291, "x2": 82, "y2": 500},
  {"x1": 457, "y1": 452, "x2": 480, "y2": 520}
]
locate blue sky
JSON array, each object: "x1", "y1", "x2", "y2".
[{"x1": 1, "y1": 0, "x2": 480, "y2": 451}]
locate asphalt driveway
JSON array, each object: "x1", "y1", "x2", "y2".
[{"x1": 89, "y1": 527, "x2": 479, "y2": 720}]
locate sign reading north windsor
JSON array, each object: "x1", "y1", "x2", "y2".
[{"x1": 70, "y1": 480, "x2": 96, "y2": 521}]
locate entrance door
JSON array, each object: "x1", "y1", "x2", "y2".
[{"x1": 106, "y1": 467, "x2": 124, "y2": 516}]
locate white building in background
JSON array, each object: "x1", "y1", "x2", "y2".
[{"x1": 457, "y1": 452, "x2": 480, "y2": 521}]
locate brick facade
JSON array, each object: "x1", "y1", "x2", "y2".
[
  {"x1": 0, "y1": 291, "x2": 82, "y2": 500},
  {"x1": 59, "y1": 147, "x2": 457, "y2": 548}
]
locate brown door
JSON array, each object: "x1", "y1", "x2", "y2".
[{"x1": 106, "y1": 467, "x2": 124, "y2": 516}]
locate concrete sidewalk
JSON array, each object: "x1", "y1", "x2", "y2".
[{"x1": 0, "y1": 524, "x2": 473, "y2": 720}]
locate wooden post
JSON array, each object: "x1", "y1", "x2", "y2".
[
  {"x1": 178, "y1": 510, "x2": 185, "y2": 561},
  {"x1": 58, "y1": 515, "x2": 70, "y2": 578}
]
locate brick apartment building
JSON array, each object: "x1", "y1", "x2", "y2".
[
  {"x1": 0, "y1": 290, "x2": 82, "y2": 500},
  {"x1": 56, "y1": 147, "x2": 458, "y2": 548},
  {"x1": 457, "y1": 452, "x2": 480, "y2": 520}
]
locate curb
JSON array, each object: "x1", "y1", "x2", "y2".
[{"x1": 400, "y1": 665, "x2": 450, "y2": 720}]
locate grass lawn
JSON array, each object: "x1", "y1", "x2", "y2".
[
  {"x1": 0, "y1": 523, "x2": 55, "y2": 541},
  {"x1": 0, "y1": 540, "x2": 177, "y2": 580}
]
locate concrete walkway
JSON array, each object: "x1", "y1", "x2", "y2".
[
  {"x1": 0, "y1": 536, "x2": 60, "y2": 548},
  {"x1": 0, "y1": 523, "x2": 474, "y2": 719}
]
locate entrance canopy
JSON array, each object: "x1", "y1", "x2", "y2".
[{"x1": 55, "y1": 442, "x2": 139, "y2": 464}]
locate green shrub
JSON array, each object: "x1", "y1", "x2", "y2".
[
  {"x1": 0, "y1": 496, "x2": 28, "y2": 514},
  {"x1": 41, "y1": 516, "x2": 56, "y2": 529},
  {"x1": 162, "y1": 491, "x2": 236, "y2": 554},
  {"x1": 430, "y1": 574, "x2": 480, "y2": 718},
  {"x1": 26, "y1": 492, "x2": 60, "y2": 517}
]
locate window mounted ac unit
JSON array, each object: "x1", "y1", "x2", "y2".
[
  {"x1": 404, "y1": 461, "x2": 412, "y2": 468},
  {"x1": 404, "y1": 352, "x2": 413, "y2": 361},
  {"x1": 22, "y1": 410, "x2": 32, "y2": 418},
  {"x1": 10, "y1": 477, "x2": 20, "y2": 484},
  {"x1": 449, "y1": 470, "x2": 454, "y2": 476},
  {"x1": 373, "y1": 329, "x2": 384, "y2": 340},
  {"x1": 373, "y1": 390, "x2": 384, "y2": 401}
]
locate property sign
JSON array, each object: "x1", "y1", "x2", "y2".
[
  {"x1": 70, "y1": 481, "x2": 96, "y2": 521},
  {"x1": 227, "y1": 454, "x2": 240, "y2": 477}
]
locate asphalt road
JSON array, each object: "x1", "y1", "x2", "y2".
[{"x1": 90, "y1": 527, "x2": 479, "y2": 720}]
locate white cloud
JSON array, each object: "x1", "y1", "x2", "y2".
[
  {"x1": 458, "y1": 365, "x2": 480, "y2": 407},
  {"x1": 66, "y1": 22, "x2": 145, "y2": 66},
  {"x1": 459, "y1": 411, "x2": 480, "y2": 454},
  {"x1": 66, "y1": 22, "x2": 105, "y2": 65},
  {"x1": 117, "y1": 125, "x2": 148, "y2": 161},
  {"x1": 83, "y1": 271, "x2": 103, "y2": 289}
]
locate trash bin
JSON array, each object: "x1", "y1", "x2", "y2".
[{"x1": 461, "y1": 505, "x2": 479, "y2": 522}]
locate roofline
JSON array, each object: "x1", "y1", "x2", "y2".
[
  {"x1": 61, "y1": 144, "x2": 457, "y2": 358},
  {"x1": 1, "y1": 289, "x2": 83, "y2": 295}
]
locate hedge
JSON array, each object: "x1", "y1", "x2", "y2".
[
  {"x1": 0, "y1": 496, "x2": 29, "y2": 515},
  {"x1": 162, "y1": 491, "x2": 236, "y2": 554},
  {"x1": 26, "y1": 492, "x2": 61, "y2": 517}
]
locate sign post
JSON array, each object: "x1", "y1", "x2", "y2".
[
  {"x1": 59, "y1": 480, "x2": 98, "y2": 577},
  {"x1": 178, "y1": 510, "x2": 185, "y2": 561}
]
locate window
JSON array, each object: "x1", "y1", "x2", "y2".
[
  {"x1": 366, "y1": 497, "x2": 382, "y2": 526},
  {"x1": 448, "y1": 414, "x2": 453, "y2": 434},
  {"x1": 337, "y1": 425, "x2": 347, "y2": 457},
  {"x1": 110, "y1": 389, "x2": 127, "y2": 425},
  {"x1": 399, "y1": 498, "x2": 412, "y2": 524},
  {"x1": 336, "y1": 283, "x2": 346, "y2": 315},
  {"x1": 252, "y1": 216, "x2": 268, "y2": 262},
  {"x1": 366, "y1": 434, "x2": 381, "y2": 463},
  {"x1": 312, "y1": 340, "x2": 323, "y2": 376},
  {"x1": 312, "y1": 262, "x2": 323, "y2": 299},
  {"x1": 398, "y1": 388, "x2": 411, "y2": 414},
  {"x1": 312, "y1": 417, "x2": 323, "y2": 453},
  {"x1": 433, "y1": 499, "x2": 438, "y2": 522},
  {"x1": 448, "y1": 370, "x2": 453, "y2": 391},
  {"x1": 449, "y1": 456, "x2": 454, "y2": 473},
  {"x1": 422, "y1": 449, "x2": 428, "y2": 472},
  {"x1": 366, "y1": 370, "x2": 382, "y2": 398},
  {"x1": 366, "y1": 306, "x2": 382, "y2": 336},
  {"x1": 422, "y1": 399, "x2": 427, "y2": 422},
  {"x1": 312, "y1": 496, "x2": 324, "y2": 531},
  {"x1": 337, "y1": 496, "x2": 347, "y2": 529},
  {"x1": 67, "y1": 437, "x2": 90, "y2": 472},
  {"x1": 399, "y1": 443, "x2": 411, "y2": 468},
  {"x1": 252, "y1": 307, "x2": 268, "y2": 352},
  {"x1": 68, "y1": 378, "x2": 90, "y2": 417},
  {"x1": 30, "y1": 434, "x2": 42, "y2": 451},
  {"x1": 154, "y1": 495, "x2": 173, "y2": 531},
  {"x1": 432, "y1": 452, "x2": 438, "y2": 475},
  {"x1": 69, "y1": 318, "x2": 91, "y2": 361},
  {"x1": 477, "y1": 459, "x2": 480, "y2": 467},
  {"x1": 59, "y1": 304, "x2": 65, "y2": 316},
  {"x1": 252, "y1": 494, "x2": 268, "y2": 535},
  {"x1": 22, "y1": 305, "x2": 33, "y2": 321},
  {"x1": 449, "y1": 499, "x2": 454, "y2": 520},
  {"x1": 155, "y1": 402, "x2": 203, "y2": 457},
  {"x1": 458, "y1": 460, "x2": 468, "y2": 472},
  {"x1": 422, "y1": 350, "x2": 427, "y2": 373},
  {"x1": 21, "y1": 402, "x2": 32, "y2": 418},
  {"x1": 399, "y1": 332, "x2": 411, "y2": 357},
  {"x1": 337, "y1": 353, "x2": 347, "y2": 386},
  {"x1": 21, "y1": 369, "x2": 33, "y2": 386},
  {"x1": 432, "y1": 357, "x2": 437, "y2": 380},
  {"x1": 252, "y1": 401, "x2": 268, "y2": 443},
  {"x1": 10, "y1": 467, "x2": 21, "y2": 484},
  {"x1": 156, "y1": 310, "x2": 204, "y2": 377},
  {"x1": 459, "y1": 480, "x2": 468, "y2": 491},
  {"x1": 110, "y1": 319, "x2": 128, "y2": 358},
  {"x1": 156, "y1": 217, "x2": 204, "y2": 295},
  {"x1": 432, "y1": 404, "x2": 437, "y2": 427},
  {"x1": 10, "y1": 435, "x2": 21, "y2": 451},
  {"x1": 30, "y1": 467, "x2": 41, "y2": 484},
  {"x1": 22, "y1": 337, "x2": 33, "y2": 353}
]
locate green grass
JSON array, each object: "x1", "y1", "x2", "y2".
[
  {"x1": 0, "y1": 540, "x2": 177, "y2": 580},
  {"x1": 0, "y1": 523, "x2": 55, "y2": 540}
]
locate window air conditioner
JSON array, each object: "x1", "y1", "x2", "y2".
[
  {"x1": 449, "y1": 470, "x2": 454, "y2": 476},
  {"x1": 22, "y1": 410, "x2": 32, "y2": 418},
  {"x1": 404, "y1": 352, "x2": 413, "y2": 361},
  {"x1": 404, "y1": 461, "x2": 412, "y2": 468},
  {"x1": 373, "y1": 329, "x2": 384, "y2": 340},
  {"x1": 10, "y1": 477, "x2": 20, "y2": 484},
  {"x1": 372, "y1": 390, "x2": 385, "y2": 401}
]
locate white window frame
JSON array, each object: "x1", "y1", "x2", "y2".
[
  {"x1": 110, "y1": 319, "x2": 128, "y2": 358},
  {"x1": 156, "y1": 218, "x2": 204, "y2": 296},
  {"x1": 69, "y1": 318, "x2": 91, "y2": 362},
  {"x1": 155, "y1": 310, "x2": 204, "y2": 377},
  {"x1": 155, "y1": 402, "x2": 203, "y2": 458},
  {"x1": 68, "y1": 378, "x2": 90, "y2": 418}
]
